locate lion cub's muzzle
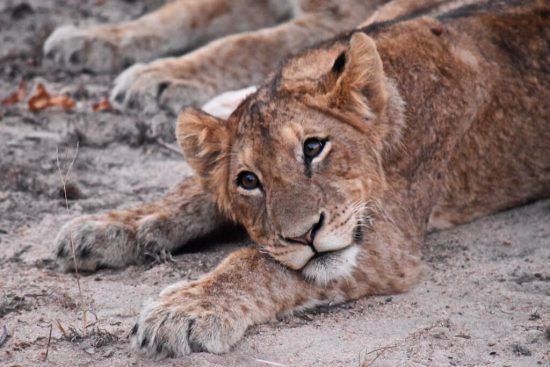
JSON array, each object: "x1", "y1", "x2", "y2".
[
  {"x1": 283, "y1": 213, "x2": 324, "y2": 252},
  {"x1": 273, "y1": 212, "x2": 358, "y2": 270}
]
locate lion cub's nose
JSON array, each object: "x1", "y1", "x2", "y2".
[{"x1": 285, "y1": 213, "x2": 324, "y2": 248}]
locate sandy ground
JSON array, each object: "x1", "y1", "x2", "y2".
[{"x1": 0, "y1": 1, "x2": 549, "y2": 366}]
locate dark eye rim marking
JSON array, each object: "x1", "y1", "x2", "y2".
[
  {"x1": 303, "y1": 137, "x2": 328, "y2": 163},
  {"x1": 236, "y1": 171, "x2": 261, "y2": 190}
]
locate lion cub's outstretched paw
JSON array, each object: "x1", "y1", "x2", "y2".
[
  {"x1": 54, "y1": 216, "x2": 137, "y2": 272},
  {"x1": 43, "y1": 25, "x2": 127, "y2": 73},
  {"x1": 110, "y1": 62, "x2": 211, "y2": 114},
  {"x1": 132, "y1": 282, "x2": 247, "y2": 357}
]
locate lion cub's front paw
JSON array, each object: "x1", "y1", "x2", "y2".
[
  {"x1": 132, "y1": 282, "x2": 248, "y2": 357},
  {"x1": 54, "y1": 216, "x2": 137, "y2": 272}
]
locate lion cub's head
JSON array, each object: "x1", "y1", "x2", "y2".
[{"x1": 177, "y1": 33, "x2": 404, "y2": 284}]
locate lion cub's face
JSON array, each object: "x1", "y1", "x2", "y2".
[
  {"x1": 228, "y1": 99, "x2": 386, "y2": 283},
  {"x1": 178, "y1": 33, "x2": 400, "y2": 284}
]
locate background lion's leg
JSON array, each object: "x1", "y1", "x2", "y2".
[
  {"x1": 108, "y1": 0, "x2": 383, "y2": 114},
  {"x1": 358, "y1": 0, "x2": 476, "y2": 27},
  {"x1": 43, "y1": 0, "x2": 292, "y2": 73},
  {"x1": 54, "y1": 177, "x2": 228, "y2": 272}
]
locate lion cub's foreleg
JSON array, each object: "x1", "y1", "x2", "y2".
[
  {"x1": 132, "y1": 220, "x2": 424, "y2": 356},
  {"x1": 54, "y1": 177, "x2": 227, "y2": 272},
  {"x1": 43, "y1": 0, "x2": 291, "y2": 73},
  {"x1": 131, "y1": 248, "x2": 328, "y2": 356}
]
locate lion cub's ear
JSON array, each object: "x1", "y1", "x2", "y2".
[
  {"x1": 176, "y1": 107, "x2": 230, "y2": 199},
  {"x1": 323, "y1": 32, "x2": 388, "y2": 118}
]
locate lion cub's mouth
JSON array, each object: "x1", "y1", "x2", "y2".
[{"x1": 309, "y1": 246, "x2": 349, "y2": 262}]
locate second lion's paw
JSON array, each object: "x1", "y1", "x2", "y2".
[
  {"x1": 110, "y1": 62, "x2": 211, "y2": 114},
  {"x1": 43, "y1": 25, "x2": 126, "y2": 73}
]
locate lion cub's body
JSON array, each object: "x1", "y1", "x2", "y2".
[
  {"x1": 53, "y1": 0, "x2": 549, "y2": 358},
  {"x1": 428, "y1": 4, "x2": 550, "y2": 227},
  {"x1": 360, "y1": 1, "x2": 550, "y2": 229}
]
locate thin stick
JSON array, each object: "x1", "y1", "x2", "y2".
[
  {"x1": 43, "y1": 323, "x2": 53, "y2": 362},
  {"x1": 0, "y1": 325, "x2": 9, "y2": 347},
  {"x1": 156, "y1": 138, "x2": 181, "y2": 156},
  {"x1": 254, "y1": 358, "x2": 288, "y2": 367},
  {"x1": 361, "y1": 345, "x2": 397, "y2": 366},
  {"x1": 56, "y1": 319, "x2": 68, "y2": 339},
  {"x1": 56, "y1": 142, "x2": 87, "y2": 333}
]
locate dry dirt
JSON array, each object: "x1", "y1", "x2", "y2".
[{"x1": 0, "y1": 1, "x2": 549, "y2": 366}]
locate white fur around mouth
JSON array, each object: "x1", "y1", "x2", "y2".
[{"x1": 301, "y1": 245, "x2": 360, "y2": 286}]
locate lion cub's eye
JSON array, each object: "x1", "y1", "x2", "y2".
[
  {"x1": 303, "y1": 138, "x2": 326, "y2": 160},
  {"x1": 237, "y1": 171, "x2": 261, "y2": 190}
]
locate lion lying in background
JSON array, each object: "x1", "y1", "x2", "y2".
[
  {"x1": 52, "y1": 0, "x2": 549, "y2": 358},
  {"x1": 43, "y1": 0, "x2": 471, "y2": 115}
]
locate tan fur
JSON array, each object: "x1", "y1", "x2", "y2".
[
  {"x1": 53, "y1": 0, "x2": 549, "y2": 358},
  {"x1": 359, "y1": 0, "x2": 480, "y2": 26},
  {"x1": 54, "y1": 177, "x2": 225, "y2": 271},
  {"x1": 44, "y1": 0, "x2": 478, "y2": 114},
  {"x1": 44, "y1": 0, "x2": 398, "y2": 114},
  {"x1": 44, "y1": 0, "x2": 291, "y2": 73}
]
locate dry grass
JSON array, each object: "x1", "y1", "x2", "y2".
[
  {"x1": 0, "y1": 293, "x2": 32, "y2": 318},
  {"x1": 49, "y1": 142, "x2": 114, "y2": 360},
  {"x1": 358, "y1": 344, "x2": 398, "y2": 366},
  {"x1": 56, "y1": 320, "x2": 119, "y2": 347}
]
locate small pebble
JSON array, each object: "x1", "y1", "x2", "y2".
[{"x1": 512, "y1": 343, "x2": 531, "y2": 356}]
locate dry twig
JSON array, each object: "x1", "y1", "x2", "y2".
[
  {"x1": 56, "y1": 142, "x2": 88, "y2": 333},
  {"x1": 0, "y1": 325, "x2": 9, "y2": 347},
  {"x1": 43, "y1": 323, "x2": 52, "y2": 362},
  {"x1": 156, "y1": 138, "x2": 181, "y2": 156},
  {"x1": 254, "y1": 358, "x2": 288, "y2": 367},
  {"x1": 360, "y1": 344, "x2": 397, "y2": 366}
]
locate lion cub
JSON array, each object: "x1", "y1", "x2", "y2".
[{"x1": 54, "y1": 0, "x2": 549, "y2": 358}]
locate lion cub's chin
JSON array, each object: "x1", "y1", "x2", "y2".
[{"x1": 301, "y1": 245, "x2": 360, "y2": 286}]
